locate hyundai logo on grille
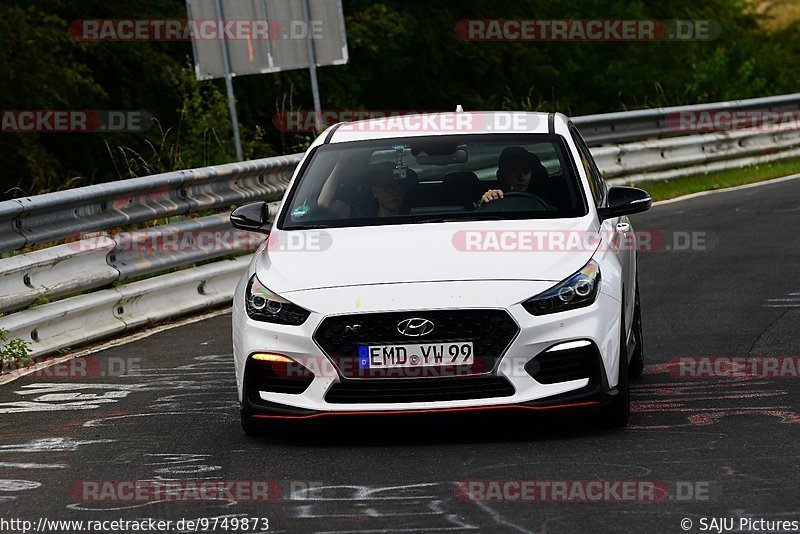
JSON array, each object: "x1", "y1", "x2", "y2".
[{"x1": 397, "y1": 318, "x2": 434, "y2": 337}]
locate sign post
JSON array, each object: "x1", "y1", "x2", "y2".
[
  {"x1": 187, "y1": 0, "x2": 349, "y2": 155},
  {"x1": 212, "y1": 0, "x2": 243, "y2": 160},
  {"x1": 301, "y1": 0, "x2": 322, "y2": 130}
]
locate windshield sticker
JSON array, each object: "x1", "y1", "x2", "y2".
[{"x1": 292, "y1": 205, "x2": 311, "y2": 219}]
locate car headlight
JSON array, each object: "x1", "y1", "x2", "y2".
[
  {"x1": 522, "y1": 259, "x2": 601, "y2": 315},
  {"x1": 245, "y1": 274, "x2": 311, "y2": 325}
]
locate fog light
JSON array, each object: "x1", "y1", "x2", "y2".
[
  {"x1": 251, "y1": 353, "x2": 294, "y2": 363},
  {"x1": 545, "y1": 340, "x2": 592, "y2": 353},
  {"x1": 246, "y1": 353, "x2": 314, "y2": 396},
  {"x1": 525, "y1": 340, "x2": 600, "y2": 384}
]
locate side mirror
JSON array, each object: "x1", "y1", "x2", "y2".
[
  {"x1": 597, "y1": 186, "x2": 652, "y2": 221},
  {"x1": 230, "y1": 202, "x2": 272, "y2": 233}
]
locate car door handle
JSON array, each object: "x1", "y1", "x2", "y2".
[{"x1": 616, "y1": 222, "x2": 631, "y2": 233}]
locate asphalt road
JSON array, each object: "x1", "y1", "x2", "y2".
[{"x1": 1, "y1": 177, "x2": 799, "y2": 534}]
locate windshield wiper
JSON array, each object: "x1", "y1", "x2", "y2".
[
  {"x1": 408, "y1": 214, "x2": 506, "y2": 224},
  {"x1": 282, "y1": 224, "x2": 334, "y2": 230}
]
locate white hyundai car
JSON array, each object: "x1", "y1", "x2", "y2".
[{"x1": 231, "y1": 111, "x2": 651, "y2": 435}]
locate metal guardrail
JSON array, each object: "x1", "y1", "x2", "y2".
[
  {"x1": 2, "y1": 93, "x2": 800, "y2": 359},
  {"x1": 3, "y1": 93, "x2": 800, "y2": 254},
  {"x1": 0, "y1": 203, "x2": 281, "y2": 314},
  {"x1": 595, "y1": 126, "x2": 800, "y2": 179},
  {"x1": 0, "y1": 237, "x2": 117, "y2": 313},
  {"x1": 0, "y1": 256, "x2": 250, "y2": 358},
  {"x1": 575, "y1": 92, "x2": 800, "y2": 145},
  {"x1": 0, "y1": 154, "x2": 300, "y2": 253}
]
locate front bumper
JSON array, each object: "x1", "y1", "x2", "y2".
[{"x1": 233, "y1": 280, "x2": 623, "y2": 416}]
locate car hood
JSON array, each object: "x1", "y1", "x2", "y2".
[{"x1": 255, "y1": 218, "x2": 599, "y2": 294}]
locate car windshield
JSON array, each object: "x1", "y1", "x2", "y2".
[{"x1": 280, "y1": 134, "x2": 587, "y2": 230}]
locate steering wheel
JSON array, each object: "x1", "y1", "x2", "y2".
[{"x1": 479, "y1": 191, "x2": 553, "y2": 212}]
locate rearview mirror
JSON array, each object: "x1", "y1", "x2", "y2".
[
  {"x1": 415, "y1": 148, "x2": 468, "y2": 165},
  {"x1": 230, "y1": 202, "x2": 272, "y2": 233},
  {"x1": 597, "y1": 186, "x2": 652, "y2": 221}
]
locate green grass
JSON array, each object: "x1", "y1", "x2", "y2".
[{"x1": 620, "y1": 156, "x2": 800, "y2": 201}]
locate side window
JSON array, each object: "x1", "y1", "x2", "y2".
[
  {"x1": 570, "y1": 125, "x2": 605, "y2": 207},
  {"x1": 527, "y1": 143, "x2": 561, "y2": 176},
  {"x1": 588, "y1": 148, "x2": 608, "y2": 199}
]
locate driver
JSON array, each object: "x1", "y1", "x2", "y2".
[{"x1": 478, "y1": 146, "x2": 539, "y2": 207}]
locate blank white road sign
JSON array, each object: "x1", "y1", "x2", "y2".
[{"x1": 187, "y1": 0, "x2": 348, "y2": 80}]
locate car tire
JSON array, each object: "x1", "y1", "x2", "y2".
[
  {"x1": 600, "y1": 318, "x2": 631, "y2": 428},
  {"x1": 628, "y1": 284, "x2": 645, "y2": 379}
]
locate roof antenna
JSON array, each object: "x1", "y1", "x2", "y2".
[{"x1": 455, "y1": 105, "x2": 464, "y2": 112}]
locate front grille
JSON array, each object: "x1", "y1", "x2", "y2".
[
  {"x1": 314, "y1": 309, "x2": 519, "y2": 379},
  {"x1": 325, "y1": 376, "x2": 515, "y2": 404},
  {"x1": 525, "y1": 342, "x2": 601, "y2": 384}
]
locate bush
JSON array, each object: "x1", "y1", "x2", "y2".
[{"x1": 0, "y1": 329, "x2": 32, "y2": 372}]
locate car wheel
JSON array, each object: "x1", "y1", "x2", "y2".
[
  {"x1": 600, "y1": 318, "x2": 630, "y2": 428},
  {"x1": 628, "y1": 284, "x2": 644, "y2": 379}
]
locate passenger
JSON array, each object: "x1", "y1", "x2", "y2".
[
  {"x1": 318, "y1": 157, "x2": 408, "y2": 218},
  {"x1": 317, "y1": 152, "x2": 359, "y2": 218},
  {"x1": 370, "y1": 173, "x2": 409, "y2": 217}
]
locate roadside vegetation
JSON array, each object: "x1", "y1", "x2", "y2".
[
  {"x1": 0, "y1": 328, "x2": 31, "y2": 372},
  {"x1": 2, "y1": 0, "x2": 800, "y2": 197},
  {"x1": 629, "y1": 156, "x2": 800, "y2": 200},
  {"x1": 747, "y1": 0, "x2": 800, "y2": 31}
]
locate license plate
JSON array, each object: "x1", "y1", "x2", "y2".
[{"x1": 358, "y1": 342, "x2": 474, "y2": 369}]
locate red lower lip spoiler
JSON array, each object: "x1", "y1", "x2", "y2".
[{"x1": 251, "y1": 401, "x2": 600, "y2": 421}]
